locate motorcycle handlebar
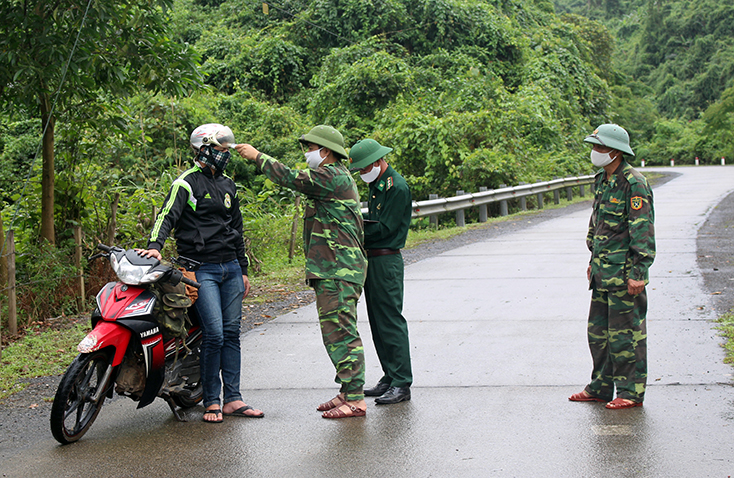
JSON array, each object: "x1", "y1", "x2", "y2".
[{"x1": 180, "y1": 275, "x2": 201, "y2": 289}]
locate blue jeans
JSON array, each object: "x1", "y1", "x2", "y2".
[{"x1": 194, "y1": 260, "x2": 246, "y2": 408}]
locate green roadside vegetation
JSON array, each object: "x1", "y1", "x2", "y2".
[
  {"x1": 715, "y1": 313, "x2": 734, "y2": 365},
  {"x1": 0, "y1": 323, "x2": 88, "y2": 401}
]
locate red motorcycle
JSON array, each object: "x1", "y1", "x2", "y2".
[{"x1": 50, "y1": 244, "x2": 203, "y2": 444}]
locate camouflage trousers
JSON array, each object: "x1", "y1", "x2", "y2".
[
  {"x1": 312, "y1": 279, "x2": 365, "y2": 401},
  {"x1": 585, "y1": 287, "x2": 648, "y2": 402}
]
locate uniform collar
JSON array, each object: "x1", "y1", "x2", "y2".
[
  {"x1": 371, "y1": 165, "x2": 394, "y2": 191},
  {"x1": 602, "y1": 160, "x2": 629, "y2": 185}
]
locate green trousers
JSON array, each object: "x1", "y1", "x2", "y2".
[
  {"x1": 585, "y1": 287, "x2": 648, "y2": 402},
  {"x1": 313, "y1": 279, "x2": 365, "y2": 401},
  {"x1": 365, "y1": 253, "x2": 413, "y2": 387}
]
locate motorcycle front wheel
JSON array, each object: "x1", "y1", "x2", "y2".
[{"x1": 50, "y1": 350, "x2": 112, "y2": 444}]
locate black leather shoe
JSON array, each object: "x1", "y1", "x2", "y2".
[
  {"x1": 375, "y1": 386, "x2": 411, "y2": 405},
  {"x1": 364, "y1": 382, "x2": 391, "y2": 397}
]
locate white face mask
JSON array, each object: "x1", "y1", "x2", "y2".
[
  {"x1": 305, "y1": 148, "x2": 324, "y2": 169},
  {"x1": 590, "y1": 149, "x2": 614, "y2": 167},
  {"x1": 360, "y1": 164, "x2": 381, "y2": 183}
]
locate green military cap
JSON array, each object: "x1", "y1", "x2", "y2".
[
  {"x1": 299, "y1": 125, "x2": 349, "y2": 159},
  {"x1": 584, "y1": 124, "x2": 635, "y2": 156},
  {"x1": 348, "y1": 139, "x2": 393, "y2": 171}
]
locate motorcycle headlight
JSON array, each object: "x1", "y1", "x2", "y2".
[
  {"x1": 111, "y1": 255, "x2": 163, "y2": 285},
  {"x1": 141, "y1": 269, "x2": 166, "y2": 284}
]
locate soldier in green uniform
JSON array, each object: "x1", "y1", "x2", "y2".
[
  {"x1": 234, "y1": 126, "x2": 368, "y2": 418},
  {"x1": 348, "y1": 139, "x2": 413, "y2": 405},
  {"x1": 569, "y1": 124, "x2": 655, "y2": 409}
]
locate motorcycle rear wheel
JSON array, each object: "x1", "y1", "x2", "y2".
[{"x1": 50, "y1": 350, "x2": 112, "y2": 444}]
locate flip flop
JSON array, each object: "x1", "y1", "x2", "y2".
[
  {"x1": 203, "y1": 408, "x2": 223, "y2": 424},
  {"x1": 322, "y1": 404, "x2": 366, "y2": 419},
  {"x1": 605, "y1": 398, "x2": 643, "y2": 409},
  {"x1": 223, "y1": 405, "x2": 264, "y2": 418}
]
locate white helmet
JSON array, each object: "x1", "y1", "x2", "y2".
[{"x1": 190, "y1": 123, "x2": 237, "y2": 151}]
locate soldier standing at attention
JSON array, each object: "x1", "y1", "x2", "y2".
[
  {"x1": 348, "y1": 139, "x2": 413, "y2": 405},
  {"x1": 569, "y1": 124, "x2": 655, "y2": 409},
  {"x1": 234, "y1": 126, "x2": 368, "y2": 418}
]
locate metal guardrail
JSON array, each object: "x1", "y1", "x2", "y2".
[{"x1": 361, "y1": 174, "x2": 595, "y2": 220}]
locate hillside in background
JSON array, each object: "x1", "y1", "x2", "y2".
[
  {"x1": 163, "y1": 0, "x2": 616, "y2": 198},
  {"x1": 554, "y1": 0, "x2": 734, "y2": 163}
]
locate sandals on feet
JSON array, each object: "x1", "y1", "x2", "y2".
[
  {"x1": 224, "y1": 405, "x2": 264, "y2": 418},
  {"x1": 203, "y1": 408, "x2": 223, "y2": 424},
  {"x1": 317, "y1": 395, "x2": 346, "y2": 412},
  {"x1": 322, "y1": 404, "x2": 366, "y2": 419},
  {"x1": 568, "y1": 391, "x2": 606, "y2": 403},
  {"x1": 605, "y1": 397, "x2": 642, "y2": 409}
]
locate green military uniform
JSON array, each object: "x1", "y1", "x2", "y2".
[
  {"x1": 363, "y1": 165, "x2": 413, "y2": 388},
  {"x1": 255, "y1": 152, "x2": 368, "y2": 401},
  {"x1": 585, "y1": 160, "x2": 655, "y2": 402}
]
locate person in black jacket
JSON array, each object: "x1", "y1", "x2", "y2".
[{"x1": 138, "y1": 124, "x2": 263, "y2": 423}]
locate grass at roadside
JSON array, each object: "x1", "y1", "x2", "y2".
[
  {"x1": 715, "y1": 313, "x2": 734, "y2": 364},
  {"x1": 0, "y1": 323, "x2": 88, "y2": 401}
]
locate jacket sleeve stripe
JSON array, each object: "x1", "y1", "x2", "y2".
[{"x1": 150, "y1": 177, "x2": 195, "y2": 243}]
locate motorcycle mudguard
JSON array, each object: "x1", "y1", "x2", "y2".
[
  {"x1": 112, "y1": 318, "x2": 167, "y2": 409},
  {"x1": 138, "y1": 366, "x2": 164, "y2": 409},
  {"x1": 77, "y1": 321, "x2": 132, "y2": 367}
]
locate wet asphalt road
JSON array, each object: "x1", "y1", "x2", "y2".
[{"x1": 2, "y1": 166, "x2": 734, "y2": 478}]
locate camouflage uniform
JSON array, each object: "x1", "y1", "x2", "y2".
[
  {"x1": 255, "y1": 153, "x2": 367, "y2": 401},
  {"x1": 585, "y1": 160, "x2": 655, "y2": 402}
]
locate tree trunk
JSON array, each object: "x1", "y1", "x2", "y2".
[
  {"x1": 0, "y1": 213, "x2": 7, "y2": 288},
  {"x1": 107, "y1": 192, "x2": 120, "y2": 245},
  {"x1": 0, "y1": 216, "x2": 5, "y2": 358},
  {"x1": 40, "y1": 92, "x2": 56, "y2": 245}
]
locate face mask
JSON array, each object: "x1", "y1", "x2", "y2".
[
  {"x1": 305, "y1": 148, "x2": 324, "y2": 169},
  {"x1": 360, "y1": 164, "x2": 381, "y2": 184},
  {"x1": 199, "y1": 145, "x2": 231, "y2": 173},
  {"x1": 590, "y1": 149, "x2": 614, "y2": 167}
]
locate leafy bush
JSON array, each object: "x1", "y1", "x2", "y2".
[{"x1": 13, "y1": 239, "x2": 83, "y2": 327}]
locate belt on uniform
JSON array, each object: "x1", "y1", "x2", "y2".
[{"x1": 366, "y1": 248, "x2": 400, "y2": 258}]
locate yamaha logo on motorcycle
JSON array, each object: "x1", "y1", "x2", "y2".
[
  {"x1": 50, "y1": 245, "x2": 203, "y2": 445},
  {"x1": 140, "y1": 327, "x2": 160, "y2": 338}
]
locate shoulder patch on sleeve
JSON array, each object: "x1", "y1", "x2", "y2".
[{"x1": 631, "y1": 196, "x2": 643, "y2": 210}]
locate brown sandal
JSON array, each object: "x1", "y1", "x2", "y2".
[
  {"x1": 322, "y1": 404, "x2": 366, "y2": 419},
  {"x1": 568, "y1": 391, "x2": 606, "y2": 403},
  {"x1": 605, "y1": 398, "x2": 642, "y2": 409},
  {"x1": 317, "y1": 395, "x2": 347, "y2": 412}
]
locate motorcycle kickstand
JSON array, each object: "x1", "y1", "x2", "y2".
[{"x1": 164, "y1": 397, "x2": 188, "y2": 422}]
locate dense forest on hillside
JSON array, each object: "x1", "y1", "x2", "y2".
[
  {"x1": 555, "y1": 0, "x2": 734, "y2": 162},
  {"x1": 1, "y1": 0, "x2": 734, "y2": 328}
]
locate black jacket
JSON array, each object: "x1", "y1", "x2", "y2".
[{"x1": 147, "y1": 164, "x2": 248, "y2": 275}]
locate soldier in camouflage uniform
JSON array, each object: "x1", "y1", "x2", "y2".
[
  {"x1": 569, "y1": 124, "x2": 655, "y2": 409},
  {"x1": 234, "y1": 126, "x2": 368, "y2": 418}
]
